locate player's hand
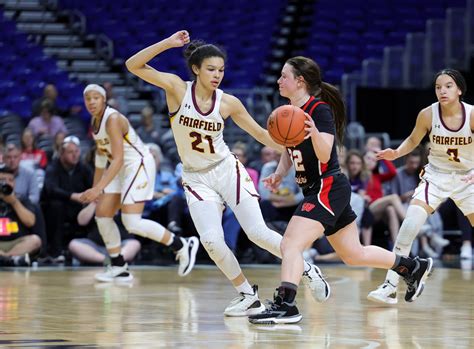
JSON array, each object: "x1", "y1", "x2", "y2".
[
  {"x1": 79, "y1": 187, "x2": 102, "y2": 204},
  {"x1": 376, "y1": 148, "x2": 399, "y2": 161},
  {"x1": 303, "y1": 113, "x2": 318, "y2": 139},
  {"x1": 461, "y1": 173, "x2": 474, "y2": 184},
  {"x1": 263, "y1": 173, "x2": 283, "y2": 192},
  {"x1": 168, "y1": 30, "x2": 190, "y2": 48}
]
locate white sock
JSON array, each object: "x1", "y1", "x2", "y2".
[{"x1": 236, "y1": 280, "x2": 253, "y2": 294}]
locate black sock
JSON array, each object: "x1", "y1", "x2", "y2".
[
  {"x1": 391, "y1": 255, "x2": 416, "y2": 276},
  {"x1": 111, "y1": 254, "x2": 126, "y2": 267},
  {"x1": 170, "y1": 236, "x2": 184, "y2": 252},
  {"x1": 278, "y1": 282, "x2": 298, "y2": 303}
]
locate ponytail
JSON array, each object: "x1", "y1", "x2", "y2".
[{"x1": 320, "y1": 82, "x2": 346, "y2": 146}]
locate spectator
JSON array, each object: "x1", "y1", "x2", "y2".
[
  {"x1": 144, "y1": 143, "x2": 178, "y2": 225},
  {"x1": 41, "y1": 135, "x2": 93, "y2": 260},
  {"x1": 0, "y1": 164, "x2": 41, "y2": 266},
  {"x1": 259, "y1": 154, "x2": 303, "y2": 223},
  {"x1": 345, "y1": 150, "x2": 375, "y2": 245},
  {"x1": 28, "y1": 99, "x2": 67, "y2": 138},
  {"x1": 3, "y1": 143, "x2": 40, "y2": 204},
  {"x1": 249, "y1": 145, "x2": 279, "y2": 175},
  {"x1": 51, "y1": 131, "x2": 66, "y2": 161},
  {"x1": 231, "y1": 141, "x2": 259, "y2": 189},
  {"x1": 136, "y1": 106, "x2": 161, "y2": 145},
  {"x1": 32, "y1": 84, "x2": 63, "y2": 117},
  {"x1": 20, "y1": 128, "x2": 48, "y2": 170},
  {"x1": 364, "y1": 150, "x2": 406, "y2": 245},
  {"x1": 68, "y1": 202, "x2": 141, "y2": 265}
]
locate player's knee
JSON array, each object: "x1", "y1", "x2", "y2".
[
  {"x1": 340, "y1": 247, "x2": 365, "y2": 266},
  {"x1": 121, "y1": 214, "x2": 146, "y2": 238},
  {"x1": 200, "y1": 230, "x2": 227, "y2": 262}
]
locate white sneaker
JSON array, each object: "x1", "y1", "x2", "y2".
[
  {"x1": 430, "y1": 234, "x2": 449, "y2": 249},
  {"x1": 460, "y1": 244, "x2": 473, "y2": 260},
  {"x1": 224, "y1": 285, "x2": 265, "y2": 317},
  {"x1": 367, "y1": 281, "x2": 398, "y2": 305},
  {"x1": 95, "y1": 263, "x2": 133, "y2": 283},
  {"x1": 176, "y1": 236, "x2": 199, "y2": 276},
  {"x1": 302, "y1": 263, "x2": 330, "y2": 303}
]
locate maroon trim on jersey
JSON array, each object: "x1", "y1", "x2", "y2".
[
  {"x1": 317, "y1": 176, "x2": 335, "y2": 216},
  {"x1": 192, "y1": 81, "x2": 216, "y2": 116},
  {"x1": 169, "y1": 109, "x2": 179, "y2": 117},
  {"x1": 438, "y1": 102, "x2": 466, "y2": 132},
  {"x1": 122, "y1": 159, "x2": 144, "y2": 204},
  {"x1": 244, "y1": 188, "x2": 260, "y2": 199},
  {"x1": 235, "y1": 158, "x2": 241, "y2": 205},
  {"x1": 92, "y1": 106, "x2": 108, "y2": 135},
  {"x1": 184, "y1": 184, "x2": 203, "y2": 201},
  {"x1": 424, "y1": 180, "x2": 430, "y2": 206},
  {"x1": 123, "y1": 133, "x2": 144, "y2": 158}
]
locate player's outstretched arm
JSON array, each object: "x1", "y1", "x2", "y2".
[
  {"x1": 376, "y1": 108, "x2": 431, "y2": 161},
  {"x1": 126, "y1": 30, "x2": 187, "y2": 100}
]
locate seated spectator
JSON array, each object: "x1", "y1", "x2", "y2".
[
  {"x1": 0, "y1": 164, "x2": 42, "y2": 266},
  {"x1": 136, "y1": 106, "x2": 161, "y2": 145},
  {"x1": 68, "y1": 202, "x2": 141, "y2": 265},
  {"x1": 144, "y1": 144, "x2": 178, "y2": 225},
  {"x1": 3, "y1": 143, "x2": 40, "y2": 204},
  {"x1": 32, "y1": 84, "x2": 64, "y2": 117},
  {"x1": 20, "y1": 128, "x2": 48, "y2": 170},
  {"x1": 259, "y1": 153, "x2": 303, "y2": 223},
  {"x1": 364, "y1": 150, "x2": 405, "y2": 245},
  {"x1": 41, "y1": 136, "x2": 93, "y2": 260},
  {"x1": 28, "y1": 99, "x2": 67, "y2": 138},
  {"x1": 249, "y1": 146, "x2": 279, "y2": 175},
  {"x1": 51, "y1": 131, "x2": 66, "y2": 161},
  {"x1": 345, "y1": 150, "x2": 375, "y2": 245},
  {"x1": 231, "y1": 141, "x2": 259, "y2": 189}
]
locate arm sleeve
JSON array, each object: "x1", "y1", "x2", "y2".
[
  {"x1": 313, "y1": 104, "x2": 336, "y2": 135},
  {"x1": 378, "y1": 160, "x2": 397, "y2": 182},
  {"x1": 42, "y1": 165, "x2": 73, "y2": 201}
]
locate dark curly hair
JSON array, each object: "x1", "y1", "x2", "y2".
[{"x1": 183, "y1": 40, "x2": 226, "y2": 78}]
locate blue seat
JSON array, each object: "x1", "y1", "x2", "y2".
[
  {"x1": 382, "y1": 46, "x2": 405, "y2": 87},
  {"x1": 403, "y1": 33, "x2": 426, "y2": 88},
  {"x1": 361, "y1": 59, "x2": 382, "y2": 87}
]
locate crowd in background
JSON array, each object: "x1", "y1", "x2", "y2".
[{"x1": 0, "y1": 83, "x2": 472, "y2": 268}]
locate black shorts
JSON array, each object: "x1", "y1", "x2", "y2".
[{"x1": 294, "y1": 173, "x2": 357, "y2": 236}]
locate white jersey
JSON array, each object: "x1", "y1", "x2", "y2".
[
  {"x1": 170, "y1": 81, "x2": 231, "y2": 172},
  {"x1": 92, "y1": 106, "x2": 150, "y2": 165},
  {"x1": 428, "y1": 102, "x2": 473, "y2": 172}
]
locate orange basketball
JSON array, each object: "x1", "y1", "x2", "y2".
[{"x1": 267, "y1": 105, "x2": 307, "y2": 147}]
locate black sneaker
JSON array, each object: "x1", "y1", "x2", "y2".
[
  {"x1": 403, "y1": 257, "x2": 433, "y2": 302},
  {"x1": 248, "y1": 293, "x2": 302, "y2": 325}
]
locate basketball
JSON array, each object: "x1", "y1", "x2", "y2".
[{"x1": 267, "y1": 105, "x2": 307, "y2": 147}]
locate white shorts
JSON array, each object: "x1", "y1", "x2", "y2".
[
  {"x1": 413, "y1": 165, "x2": 474, "y2": 215},
  {"x1": 104, "y1": 154, "x2": 155, "y2": 205},
  {"x1": 181, "y1": 155, "x2": 259, "y2": 210}
]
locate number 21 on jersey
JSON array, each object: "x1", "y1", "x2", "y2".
[{"x1": 190, "y1": 131, "x2": 215, "y2": 154}]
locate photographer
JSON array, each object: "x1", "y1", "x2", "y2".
[{"x1": 0, "y1": 164, "x2": 41, "y2": 266}]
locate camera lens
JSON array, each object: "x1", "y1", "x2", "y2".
[{"x1": 0, "y1": 183, "x2": 13, "y2": 195}]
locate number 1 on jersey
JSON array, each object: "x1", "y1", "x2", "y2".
[{"x1": 190, "y1": 131, "x2": 215, "y2": 154}]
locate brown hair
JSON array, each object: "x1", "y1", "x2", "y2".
[{"x1": 285, "y1": 56, "x2": 346, "y2": 145}]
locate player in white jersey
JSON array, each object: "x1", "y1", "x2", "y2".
[
  {"x1": 126, "y1": 30, "x2": 330, "y2": 316},
  {"x1": 79, "y1": 84, "x2": 199, "y2": 282},
  {"x1": 368, "y1": 69, "x2": 474, "y2": 304}
]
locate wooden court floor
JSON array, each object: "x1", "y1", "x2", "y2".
[{"x1": 0, "y1": 264, "x2": 472, "y2": 348}]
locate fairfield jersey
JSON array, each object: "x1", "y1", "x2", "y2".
[
  {"x1": 93, "y1": 106, "x2": 150, "y2": 165},
  {"x1": 170, "y1": 81, "x2": 231, "y2": 171},
  {"x1": 428, "y1": 101, "x2": 474, "y2": 171}
]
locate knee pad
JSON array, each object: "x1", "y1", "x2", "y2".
[
  {"x1": 245, "y1": 222, "x2": 282, "y2": 259},
  {"x1": 395, "y1": 205, "x2": 428, "y2": 250},
  {"x1": 121, "y1": 213, "x2": 146, "y2": 237},
  {"x1": 95, "y1": 216, "x2": 121, "y2": 249},
  {"x1": 199, "y1": 229, "x2": 228, "y2": 262}
]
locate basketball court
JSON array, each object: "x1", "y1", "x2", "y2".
[{"x1": 0, "y1": 264, "x2": 472, "y2": 348}]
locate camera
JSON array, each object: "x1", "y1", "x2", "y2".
[{"x1": 0, "y1": 181, "x2": 13, "y2": 196}]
